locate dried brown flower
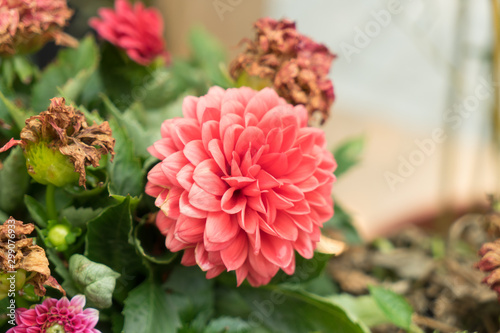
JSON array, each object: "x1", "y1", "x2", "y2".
[
  {"x1": 229, "y1": 18, "x2": 336, "y2": 122},
  {"x1": 475, "y1": 239, "x2": 500, "y2": 300},
  {"x1": 0, "y1": 0, "x2": 77, "y2": 56},
  {"x1": 0, "y1": 217, "x2": 64, "y2": 296},
  {"x1": 1, "y1": 97, "x2": 115, "y2": 187}
]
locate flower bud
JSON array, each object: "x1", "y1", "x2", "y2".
[
  {"x1": 475, "y1": 238, "x2": 500, "y2": 301},
  {"x1": 44, "y1": 220, "x2": 80, "y2": 252},
  {"x1": 25, "y1": 142, "x2": 79, "y2": 187},
  {"x1": 0, "y1": 97, "x2": 115, "y2": 187}
]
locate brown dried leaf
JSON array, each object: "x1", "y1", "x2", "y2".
[{"x1": 0, "y1": 217, "x2": 64, "y2": 296}]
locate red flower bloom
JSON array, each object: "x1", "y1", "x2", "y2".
[
  {"x1": 7, "y1": 295, "x2": 100, "y2": 333},
  {"x1": 146, "y1": 86, "x2": 336, "y2": 287},
  {"x1": 89, "y1": 0, "x2": 170, "y2": 66}
]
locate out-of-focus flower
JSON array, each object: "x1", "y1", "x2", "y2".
[
  {"x1": 0, "y1": 217, "x2": 64, "y2": 297},
  {"x1": 89, "y1": 0, "x2": 170, "y2": 66},
  {"x1": 475, "y1": 239, "x2": 500, "y2": 300},
  {"x1": 7, "y1": 295, "x2": 100, "y2": 333},
  {"x1": 146, "y1": 86, "x2": 336, "y2": 287},
  {"x1": 0, "y1": 98, "x2": 115, "y2": 187},
  {"x1": 0, "y1": 0, "x2": 77, "y2": 56},
  {"x1": 230, "y1": 18, "x2": 336, "y2": 123}
]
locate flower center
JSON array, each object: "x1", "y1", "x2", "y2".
[{"x1": 45, "y1": 323, "x2": 66, "y2": 333}]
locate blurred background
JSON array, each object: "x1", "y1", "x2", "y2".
[{"x1": 67, "y1": 0, "x2": 496, "y2": 240}]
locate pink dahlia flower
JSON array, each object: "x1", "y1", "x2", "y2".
[
  {"x1": 89, "y1": 0, "x2": 170, "y2": 66},
  {"x1": 0, "y1": 0, "x2": 76, "y2": 56},
  {"x1": 146, "y1": 86, "x2": 336, "y2": 287},
  {"x1": 7, "y1": 295, "x2": 100, "y2": 333}
]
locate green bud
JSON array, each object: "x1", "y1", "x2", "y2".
[
  {"x1": 235, "y1": 71, "x2": 273, "y2": 91},
  {"x1": 25, "y1": 142, "x2": 79, "y2": 187},
  {"x1": 44, "y1": 219, "x2": 81, "y2": 252},
  {"x1": 0, "y1": 269, "x2": 27, "y2": 300}
]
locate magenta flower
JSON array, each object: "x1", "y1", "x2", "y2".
[
  {"x1": 146, "y1": 86, "x2": 336, "y2": 287},
  {"x1": 7, "y1": 295, "x2": 100, "y2": 333},
  {"x1": 89, "y1": 0, "x2": 170, "y2": 66}
]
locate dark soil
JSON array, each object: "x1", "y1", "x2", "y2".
[{"x1": 329, "y1": 214, "x2": 500, "y2": 333}]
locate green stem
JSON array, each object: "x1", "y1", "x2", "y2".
[{"x1": 46, "y1": 184, "x2": 58, "y2": 221}]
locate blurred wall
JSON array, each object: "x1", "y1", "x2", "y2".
[{"x1": 156, "y1": 0, "x2": 264, "y2": 58}]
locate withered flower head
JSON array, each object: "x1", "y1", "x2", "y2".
[
  {"x1": 0, "y1": 0, "x2": 77, "y2": 56},
  {"x1": 0, "y1": 217, "x2": 64, "y2": 297},
  {"x1": 0, "y1": 97, "x2": 115, "y2": 187},
  {"x1": 229, "y1": 18, "x2": 336, "y2": 122},
  {"x1": 475, "y1": 239, "x2": 500, "y2": 300}
]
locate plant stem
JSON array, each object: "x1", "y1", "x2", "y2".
[{"x1": 46, "y1": 184, "x2": 57, "y2": 221}]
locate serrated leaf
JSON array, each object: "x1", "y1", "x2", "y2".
[
  {"x1": 69, "y1": 254, "x2": 120, "y2": 309},
  {"x1": 123, "y1": 280, "x2": 181, "y2": 333},
  {"x1": 0, "y1": 147, "x2": 29, "y2": 212},
  {"x1": 24, "y1": 195, "x2": 48, "y2": 228},
  {"x1": 85, "y1": 197, "x2": 144, "y2": 297},
  {"x1": 333, "y1": 136, "x2": 364, "y2": 178},
  {"x1": 107, "y1": 118, "x2": 144, "y2": 197},
  {"x1": 60, "y1": 206, "x2": 102, "y2": 229},
  {"x1": 369, "y1": 286, "x2": 413, "y2": 330}
]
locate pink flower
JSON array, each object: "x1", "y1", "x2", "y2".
[
  {"x1": 89, "y1": 0, "x2": 170, "y2": 66},
  {"x1": 7, "y1": 295, "x2": 100, "y2": 333},
  {"x1": 0, "y1": 0, "x2": 77, "y2": 56},
  {"x1": 146, "y1": 86, "x2": 336, "y2": 287}
]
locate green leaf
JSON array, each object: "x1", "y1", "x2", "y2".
[
  {"x1": 164, "y1": 266, "x2": 214, "y2": 330},
  {"x1": 1, "y1": 58, "x2": 15, "y2": 88},
  {"x1": 0, "y1": 147, "x2": 29, "y2": 212},
  {"x1": 333, "y1": 136, "x2": 364, "y2": 178},
  {"x1": 204, "y1": 317, "x2": 253, "y2": 333},
  {"x1": 24, "y1": 195, "x2": 48, "y2": 228},
  {"x1": 189, "y1": 28, "x2": 232, "y2": 88},
  {"x1": 369, "y1": 286, "x2": 413, "y2": 330},
  {"x1": 271, "y1": 252, "x2": 331, "y2": 285},
  {"x1": 45, "y1": 248, "x2": 79, "y2": 297},
  {"x1": 107, "y1": 118, "x2": 144, "y2": 197},
  {"x1": 0, "y1": 90, "x2": 30, "y2": 129},
  {"x1": 60, "y1": 206, "x2": 102, "y2": 229},
  {"x1": 31, "y1": 35, "x2": 99, "y2": 111},
  {"x1": 69, "y1": 254, "x2": 120, "y2": 309},
  {"x1": 329, "y1": 294, "x2": 391, "y2": 327},
  {"x1": 85, "y1": 197, "x2": 144, "y2": 296},
  {"x1": 102, "y1": 95, "x2": 150, "y2": 158},
  {"x1": 216, "y1": 285, "x2": 369, "y2": 333},
  {"x1": 123, "y1": 280, "x2": 181, "y2": 333},
  {"x1": 12, "y1": 55, "x2": 34, "y2": 84}
]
